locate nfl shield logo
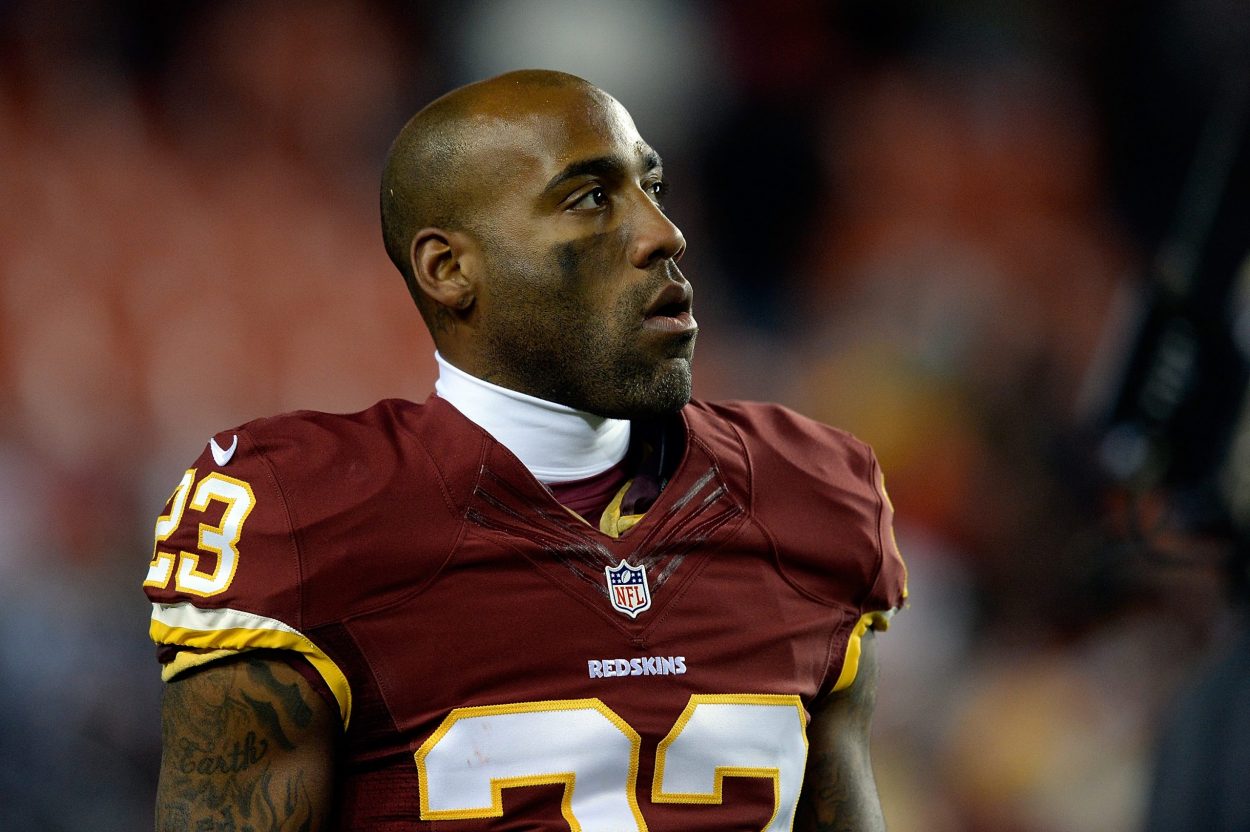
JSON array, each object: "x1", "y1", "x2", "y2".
[{"x1": 605, "y1": 559, "x2": 652, "y2": 619}]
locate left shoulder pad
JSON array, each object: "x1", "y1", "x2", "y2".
[{"x1": 695, "y1": 401, "x2": 906, "y2": 615}]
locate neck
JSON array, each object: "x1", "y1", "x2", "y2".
[{"x1": 434, "y1": 352, "x2": 630, "y2": 483}]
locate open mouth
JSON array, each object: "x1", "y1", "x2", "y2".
[{"x1": 643, "y1": 283, "x2": 697, "y2": 333}]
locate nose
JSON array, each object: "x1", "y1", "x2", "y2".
[{"x1": 628, "y1": 193, "x2": 686, "y2": 269}]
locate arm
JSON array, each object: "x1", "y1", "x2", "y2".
[
  {"x1": 795, "y1": 631, "x2": 886, "y2": 832},
  {"x1": 156, "y1": 654, "x2": 338, "y2": 832}
]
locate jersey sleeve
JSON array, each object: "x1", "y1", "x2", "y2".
[
  {"x1": 827, "y1": 449, "x2": 907, "y2": 693},
  {"x1": 709, "y1": 402, "x2": 908, "y2": 695},
  {"x1": 141, "y1": 426, "x2": 352, "y2": 727}
]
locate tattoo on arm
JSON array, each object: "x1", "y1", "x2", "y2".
[
  {"x1": 801, "y1": 746, "x2": 883, "y2": 832},
  {"x1": 156, "y1": 655, "x2": 336, "y2": 832},
  {"x1": 238, "y1": 660, "x2": 315, "y2": 753},
  {"x1": 796, "y1": 632, "x2": 887, "y2": 832}
]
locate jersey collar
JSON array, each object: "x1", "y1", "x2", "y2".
[{"x1": 433, "y1": 352, "x2": 630, "y2": 484}]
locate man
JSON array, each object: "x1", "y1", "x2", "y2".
[{"x1": 145, "y1": 69, "x2": 907, "y2": 831}]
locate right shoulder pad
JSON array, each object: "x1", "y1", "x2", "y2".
[{"x1": 142, "y1": 412, "x2": 353, "y2": 726}]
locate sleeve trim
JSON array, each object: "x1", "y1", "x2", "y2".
[
  {"x1": 150, "y1": 601, "x2": 352, "y2": 729},
  {"x1": 161, "y1": 647, "x2": 241, "y2": 680},
  {"x1": 830, "y1": 610, "x2": 895, "y2": 693}
]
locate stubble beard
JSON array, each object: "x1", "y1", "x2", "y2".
[
  {"x1": 577, "y1": 346, "x2": 694, "y2": 420},
  {"x1": 481, "y1": 264, "x2": 695, "y2": 419}
]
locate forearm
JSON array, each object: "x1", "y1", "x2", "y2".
[
  {"x1": 156, "y1": 654, "x2": 337, "y2": 831},
  {"x1": 795, "y1": 631, "x2": 887, "y2": 832},
  {"x1": 795, "y1": 743, "x2": 885, "y2": 832}
]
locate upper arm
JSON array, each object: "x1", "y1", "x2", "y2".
[
  {"x1": 156, "y1": 654, "x2": 339, "y2": 832},
  {"x1": 796, "y1": 631, "x2": 886, "y2": 832}
]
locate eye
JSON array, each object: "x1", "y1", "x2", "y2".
[
  {"x1": 569, "y1": 187, "x2": 607, "y2": 211},
  {"x1": 645, "y1": 179, "x2": 670, "y2": 205}
]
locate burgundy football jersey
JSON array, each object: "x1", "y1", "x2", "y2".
[{"x1": 144, "y1": 396, "x2": 906, "y2": 831}]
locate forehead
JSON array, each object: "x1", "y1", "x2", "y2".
[{"x1": 483, "y1": 89, "x2": 654, "y2": 189}]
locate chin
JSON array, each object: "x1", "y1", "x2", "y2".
[{"x1": 603, "y1": 360, "x2": 693, "y2": 420}]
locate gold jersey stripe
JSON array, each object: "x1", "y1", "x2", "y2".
[
  {"x1": 831, "y1": 609, "x2": 895, "y2": 693},
  {"x1": 160, "y1": 647, "x2": 240, "y2": 680},
  {"x1": 149, "y1": 602, "x2": 353, "y2": 728}
]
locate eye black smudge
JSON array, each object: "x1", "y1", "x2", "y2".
[{"x1": 553, "y1": 228, "x2": 626, "y2": 286}]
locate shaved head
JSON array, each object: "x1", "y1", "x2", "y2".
[{"x1": 380, "y1": 69, "x2": 601, "y2": 305}]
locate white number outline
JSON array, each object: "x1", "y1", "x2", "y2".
[
  {"x1": 145, "y1": 469, "x2": 255, "y2": 598},
  {"x1": 145, "y1": 469, "x2": 194, "y2": 588},
  {"x1": 652, "y1": 694, "x2": 807, "y2": 832},
  {"x1": 415, "y1": 698, "x2": 646, "y2": 830},
  {"x1": 416, "y1": 695, "x2": 809, "y2": 831}
]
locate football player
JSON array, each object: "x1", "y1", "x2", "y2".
[{"x1": 145, "y1": 69, "x2": 907, "y2": 831}]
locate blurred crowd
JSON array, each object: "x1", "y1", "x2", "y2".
[{"x1": 1, "y1": 1, "x2": 1246, "y2": 829}]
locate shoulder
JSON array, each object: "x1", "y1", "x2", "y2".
[
  {"x1": 686, "y1": 400, "x2": 905, "y2": 613},
  {"x1": 224, "y1": 397, "x2": 470, "y2": 510},
  {"x1": 686, "y1": 399, "x2": 869, "y2": 455},
  {"x1": 145, "y1": 398, "x2": 469, "y2": 623},
  {"x1": 218, "y1": 395, "x2": 469, "y2": 586},
  {"x1": 143, "y1": 398, "x2": 470, "y2": 728},
  {"x1": 234, "y1": 398, "x2": 427, "y2": 473},
  {"x1": 684, "y1": 399, "x2": 875, "y2": 485}
]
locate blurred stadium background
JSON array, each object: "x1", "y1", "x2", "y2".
[{"x1": 1, "y1": 0, "x2": 1248, "y2": 829}]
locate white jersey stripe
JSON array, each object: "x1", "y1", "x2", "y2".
[{"x1": 149, "y1": 602, "x2": 352, "y2": 728}]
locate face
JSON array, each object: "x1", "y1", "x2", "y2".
[{"x1": 468, "y1": 87, "x2": 696, "y2": 419}]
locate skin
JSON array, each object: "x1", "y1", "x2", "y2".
[
  {"x1": 156, "y1": 655, "x2": 336, "y2": 831},
  {"x1": 796, "y1": 633, "x2": 887, "y2": 832},
  {"x1": 156, "y1": 70, "x2": 887, "y2": 830},
  {"x1": 392, "y1": 70, "x2": 696, "y2": 418}
]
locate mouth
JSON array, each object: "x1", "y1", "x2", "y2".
[{"x1": 642, "y1": 282, "x2": 697, "y2": 334}]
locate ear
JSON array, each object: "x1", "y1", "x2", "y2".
[{"x1": 409, "y1": 227, "x2": 477, "y2": 312}]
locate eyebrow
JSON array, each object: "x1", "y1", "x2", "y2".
[{"x1": 542, "y1": 149, "x2": 664, "y2": 196}]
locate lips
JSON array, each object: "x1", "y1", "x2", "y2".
[
  {"x1": 643, "y1": 282, "x2": 696, "y2": 333},
  {"x1": 642, "y1": 309, "x2": 697, "y2": 334}
]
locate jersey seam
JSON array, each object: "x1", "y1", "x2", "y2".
[
  {"x1": 814, "y1": 605, "x2": 860, "y2": 703},
  {"x1": 311, "y1": 621, "x2": 400, "y2": 749},
  {"x1": 241, "y1": 427, "x2": 308, "y2": 631},
  {"x1": 722, "y1": 413, "x2": 841, "y2": 604},
  {"x1": 724, "y1": 417, "x2": 845, "y2": 609},
  {"x1": 714, "y1": 409, "x2": 755, "y2": 517},
  {"x1": 859, "y1": 446, "x2": 888, "y2": 615},
  {"x1": 389, "y1": 398, "x2": 465, "y2": 522},
  {"x1": 334, "y1": 434, "x2": 479, "y2": 624},
  {"x1": 816, "y1": 611, "x2": 840, "y2": 702}
]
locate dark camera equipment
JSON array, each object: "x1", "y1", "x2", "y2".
[{"x1": 1097, "y1": 66, "x2": 1250, "y2": 593}]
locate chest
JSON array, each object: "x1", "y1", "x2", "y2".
[{"x1": 330, "y1": 519, "x2": 843, "y2": 832}]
